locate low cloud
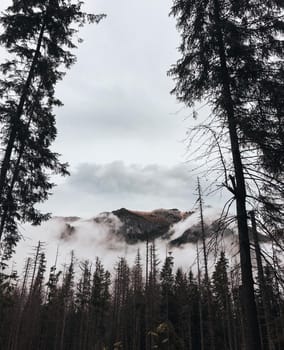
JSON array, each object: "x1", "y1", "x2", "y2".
[
  {"x1": 41, "y1": 161, "x2": 229, "y2": 218},
  {"x1": 68, "y1": 161, "x2": 194, "y2": 197}
]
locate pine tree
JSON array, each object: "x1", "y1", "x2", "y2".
[
  {"x1": 89, "y1": 257, "x2": 111, "y2": 350},
  {"x1": 130, "y1": 249, "x2": 144, "y2": 350},
  {"x1": 76, "y1": 260, "x2": 92, "y2": 350},
  {"x1": 18, "y1": 250, "x2": 46, "y2": 350},
  {"x1": 212, "y1": 252, "x2": 234, "y2": 350},
  {"x1": 160, "y1": 253, "x2": 174, "y2": 323},
  {"x1": 188, "y1": 270, "x2": 203, "y2": 350},
  {"x1": 112, "y1": 257, "x2": 130, "y2": 349},
  {"x1": 145, "y1": 242, "x2": 160, "y2": 350},
  {"x1": 57, "y1": 251, "x2": 75, "y2": 350},
  {"x1": 0, "y1": 0, "x2": 105, "y2": 259},
  {"x1": 42, "y1": 261, "x2": 62, "y2": 350},
  {"x1": 173, "y1": 268, "x2": 191, "y2": 349},
  {"x1": 0, "y1": 264, "x2": 18, "y2": 350},
  {"x1": 250, "y1": 211, "x2": 276, "y2": 350},
  {"x1": 168, "y1": 1, "x2": 284, "y2": 348}
]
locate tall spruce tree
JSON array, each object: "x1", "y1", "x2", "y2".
[
  {"x1": 160, "y1": 253, "x2": 174, "y2": 323},
  {"x1": 0, "y1": 0, "x2": 105, "y2": 259},
  {"x1": 89, "y1": 257, "x2": 111, "y2": 349},
  {"x1": 212, "y1": 252, "x2": 234, "y2": 350},
  {"x1": 169, "y1": 1, "x2": 283, "y2": 349}
]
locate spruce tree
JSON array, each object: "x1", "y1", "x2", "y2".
[
  {"x1": 160, "y1": 254, "x2": 174, "y2": 322},
  {"x1": 212, "y1": 252, "x2": 234, "y2": 350},
  {"x1": 169, "y1": 1, "x2": 283, "y2": 348},
  {"x1": 173, "y1": 268, "x2": 191, "y2": 349},
  {"x1": 89, "y1": 257, "x2": 111, "y2": 349},
  {"x1": 130, "y1": 249, "x2": 144, "y2": 350},
  {"x1": 0, "y1": 0, "x2": 105, "y2": 259}
]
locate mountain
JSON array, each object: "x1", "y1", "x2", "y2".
[
  {"x1": 57, "y1": 207, "x2": 269, "y2": 247},
  {"x1": 12, "y1": 207, "x2": 272, "y2": 277},
  {"x1": 98, "y1": 208, "x2": 192, "y2": 243},
  {"x1": 57, "y1": 208, "x2": 226, "y2": 246}
]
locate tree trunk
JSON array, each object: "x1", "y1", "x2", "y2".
[
  {"x1": 0, "y1": 18, "x2": 46, "y2": 240},
  {"x1": 198, "y1": 179, "x2": 215, "y2": 350},
  {"x1": 196, "y1": 242, "x2": 204, "y2": 350},
  {"x1": 250, "y1": 211, "x2": 275, "y2": 350},
  {"x1": 212, "y1": 1, "x2": 262, "y2": 349}
]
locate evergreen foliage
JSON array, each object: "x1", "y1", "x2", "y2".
[
  {"x1": 0, "y1": 0, "x2": 105, "y2": 260},
  {"x1": 0, "y1": 247, "x2": 283, "y2": 350},
  {"x1": 169, "y1": 1, "x2": 284, "y2": 349}
]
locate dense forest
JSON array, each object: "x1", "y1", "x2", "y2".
[
  {"x1": 0, "y1": 236, "x2": 283, "y2": 350},
  {"x1": 0, "y1": 0, "x2": 283, "y2": 349}
]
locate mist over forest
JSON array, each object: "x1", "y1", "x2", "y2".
[{"x1": 0, "y1": 0, "x2": 283, "y2": 350}]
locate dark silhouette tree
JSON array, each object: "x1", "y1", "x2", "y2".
[
  {"x1": 160, "y1": 253, "x2": 174, "y2": 323},
  {"x1": 0, "y1": 0, "x2": 105, "y2": 259},
  {"x1": 75, "y1": 260, "x2": 92, "y2": 350},
  {"x1": 130, "y1": 249, "x2": 144, "y2": 350},
  {"x1": 0, "y1": 247, "x2": 283, "y2": 349},
  {"x1": 173, "y1": 268, "x2": 191, "y2": 349},
  {"x1": 89, "y1": 257, "x2": 111, "y2": 350},
  {"x1": 168, "y1": 1, "x2": 283, "y2": 348},
  {"x1": 212, "y1": 252, "x2": 234, "y2": 350},
  {"x1": 112, "y1": 257, "x2": 130, "y2": 349},
  {"x1": 197, "y1": 179, "x2": 215, "y2": 350}
]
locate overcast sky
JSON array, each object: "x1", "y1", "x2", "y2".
[{"x1": 0, "y1": 0, "x2": 221, "y2": 217}]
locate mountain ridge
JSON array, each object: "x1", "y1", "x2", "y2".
[{"x1": 57, "y1": 207, "x2": 269, "y2": 247}]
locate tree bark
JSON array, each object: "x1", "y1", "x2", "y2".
[
  {"x1": 250, "y1": 211, "x2": 275, "y2": 350},
  {"x1": 196, "y1": 242, "x2": 205, "y2": 350},
  {"x1": 212, "y1": 1, "x2": 262, "y2": 349},
  {"x1": 198, "y1": 179, "x2": 215, "y2": 350},
  {"x1": 0, "y1": 18, "x2": 46, "y2": 240}
]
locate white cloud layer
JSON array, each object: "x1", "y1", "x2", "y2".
[
  {"x1": 41, "y1": 161, "x2": 202, "y2": 217},
  {"x1": 68, "y1": 162, "x2": 193, "y2": 196}
]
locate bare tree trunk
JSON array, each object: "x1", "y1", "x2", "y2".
[
  {"x1": 250, "y1": 211, "x2": 275, "y2": 350},
  {"x1": 0, "y1": 20, "x2": 46, "y2": 240},
  {"x1": 188, "y1": 312, "x2": 193, "y2": 350},
  {"x1": 0, "y1": 92, "x2": 38, "y2": 238},
  {"x1": 212, "y1": 1, "x2": 262, "y2": 349},
  {"x1": 29, "y1": 241, "x2": 42, "y2": 296},
  {"x1": 10, "y1": 258, "x2": 32, "y2": 350},
  {"x1": 198, "y1": 179, "x2": 215, "y2": 350},
  {"x1": 59, "y1": 309, "x2": 66, "y2": 350},
  {"x1": 145, "y1": 238, "x2": 150, "y2": 350},
  {"x1": 225, "y1": 290, "x2": 234, "y2": 350},
  {"x1": 197, "y1": 242, "x2": 204, "y2": 350}
]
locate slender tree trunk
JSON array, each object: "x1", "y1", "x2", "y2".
[
  {"x1": 188, "y1": 317, "x2": 192, "y2": 350},
  {"x1": 230, "y1": 268, "x2": 240, "y2": 350},
  {"x1": 212, "y1": 1, "x2": 261, "y2": 349},
  {"x1": 59, "y1": 308, "x2": 66, "y2": 350},
  {"x1": 250, "y1": 211, "x2": 275, "y2": 350},
  {"x1": 196, "y1": 242, "x2": 204, "y2": 350},
  {"x1": 225, "y1": 291, "x2": 234, "y2": 350},
  {"x1": 29, "y1": 242, "x2": 42, "y2": 297},
  {"x1": 10, "y1": 258, "x2": 32, "y2": 350},
  {"x1": 0, "y1": 17, "x2": 46, "y2": 241},
  {"x1": 198, "y1": 179, "x2": 215, "y2": 350},
  {"x1": 0, "y1": 100, "x2": 37, "y2": 238}
]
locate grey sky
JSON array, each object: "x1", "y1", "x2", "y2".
[
  {"x1": 44, "y1": 162, "x2": 203, "y2": 217},
  {"x1": 0, "y1": 0, "x2": 220, "y2": 217},
  {"x1": 53, "y1": 0, "x2": 187, "y2": 165}
]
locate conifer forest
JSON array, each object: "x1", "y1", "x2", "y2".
[{"x1": 0, "y1": 0, "x2": 283, "y2": 349}]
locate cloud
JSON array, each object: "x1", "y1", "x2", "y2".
[
  {"x1": 48, "y1": 0, "x2": 187, "y2": 167},
  {"x1": 38, "y1": 161, "x2": 201, "y2": 217},
  {"x1": 68, "y1": 161, "x2": 194, "y2": 197},
  {"x1": 40, "y1": 161, "x2": 230, "y2": 218}
]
